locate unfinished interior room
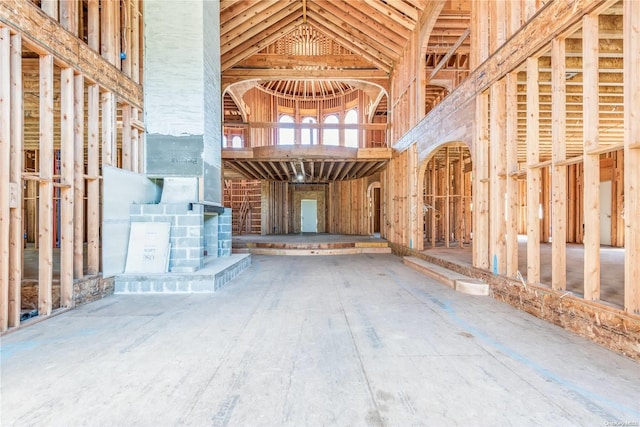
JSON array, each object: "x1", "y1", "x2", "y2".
[{"x1": 1, "y1": 0, "x2": 639, "y2": 425}]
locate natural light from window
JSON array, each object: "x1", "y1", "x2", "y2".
[
  {"x1": 279, "y1": 115, "x2": 294, "y2": 145},
  {"x1": 345, "y1": 109, "x2": 358, "y2": 148},
  {"x1": 323, "y1": 115, "x2": 339, "y2": 146}
]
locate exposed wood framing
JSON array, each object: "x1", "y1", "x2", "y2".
[
  {"x1": 490, "y1": 78, "x2": 507, "y2": 275},
  {"x1": 0, "y1": 27, "x2": 11, "y2": 331},
  {"x1": 101, "y1": 92, "x2": 116, "y2": 167},
  {"x1": 73, "y1": 73, "x2": 84, "y2": 279},
  {"x1": 624, "y1": 0, "x2": 640, "y2": 313},
  {"x1": 473, "y1": 92, "x2": 489, "y2": 269},
  {"x1": 505, "y1": 71, "x2": 519, "y2": 277},
  {"x1": 38, "y1": 54, "x2": 54, "y2": 316},
  {"x1": 526, "y1": 57, "x2": 541, "y2": 284},
  {"x1": 60, "y1": 67, "x2": 74, "y2": 307},
  {"x1": 551, "y1": 38, "x2": 567, "y2": 291},
  {"x1": 8, "y1": 33, "x2": 22, "y2": 328},
  {"x1": 0, "y1": 0, "x2": 143, "y2": 109},
  {"x1": 86, "y1": 84, "x2": 100, "y2": 275},
  {"x1": 582, "y1": 13, "x2": 600, "y2": 301}
]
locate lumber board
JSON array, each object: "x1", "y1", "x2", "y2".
[
  {"x1": 0, "y1": 0, "x2": 142, "y2": 109},
  {"x1": 0, "y1": 28, "x2": 10, "y2": 331},
  {"x1": 39, "y1": 54, "x2": 54, "y2": 316},
  {"x1": 60, "y1": 67, "x2": 73, "y2": 307}
]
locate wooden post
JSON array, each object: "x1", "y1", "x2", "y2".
[
  {"x1": 114, "y1": 0, "x2": 121, "y2": 69},
  {"x1": 132, "y1": 0, "x2": 140, "y2": 83},
  {"x1": 430, "y1": 158, "x2": 436, "y2": 248},
  {"x1": 102, "y1": 91, "x2": 116, "y2": 166},
  {"x1": 624, "y1": 0, "x2": 640, "y2": 313},
  {"x1": 122, "y1": 104, "x2": 132, "y2": 170},
  {"x1": 490, "y1": 78, "x2": 507, "y2": 275},
  {"x1": 456, "y1": 148, "x2": 464, "y2": 248},
  {"x1": 551, "y1": 38, "x2": 567, "y2": 291},
  {"x1": 87, "y1": 84, "x2": 100, "y2": 275},
  {"x1": 583, "y1": 14, "x2": 600, "y2": 301},
  {"x1": 60, "y1": 0, "x2": 79, "y2": 36},
  {"x1": 9, "y1": 33, "x2": 23, "y2": 328},
  {"x1": 39, "y1": 54, "x2": 54, "y2": 316},
  {"x1": 74, "y1": 74, "x2": 84, "y2": 279},
  {"x1": 131, "y1": 107, "x2": 139, "y2": 172},
  {"x1": 473, "y1": 92, "x2": 490, "y2": 269},
  {"x1": 41, "y1": 0, "x2": 59, "y2": 20},
  {"x1": 101, "y1": 0, "x2": 115, "y2": 64},
  {"x1": 60, "y1": 67, "x2": 74, "y2": 308},
  {"x1": 409, "y1": 144, "x2": 419, "y2": 249},
  {"x1": 526, "y1": 57, "x2": 541, "y2": 284},
  {"x1": 506, "y1": 71, "x2": 519, "y2": 277},
  {"x1": 87, "y1": 0, "x2": 99, "y2": 52},
  {"x1": 0, "y1": 28, "x2": 11, "y2": 331},
  {"x1": 444, "y1": 147, "x2": 450, "y2": 248}
]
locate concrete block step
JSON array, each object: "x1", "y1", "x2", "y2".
[{"x1": 403, "y1": 256, "x2": 488, "y2": 295}]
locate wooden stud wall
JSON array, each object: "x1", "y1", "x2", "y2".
[
  {"x1": 0, "y1": 0, "x2": 144, "y2": 331},
  {"x1": 224, "y1": 180, "x2": 262, "y2": 235}
]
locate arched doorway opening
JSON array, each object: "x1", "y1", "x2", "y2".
[{"x1": 421, "y1": 143, "x2": 472, "y2": 249}]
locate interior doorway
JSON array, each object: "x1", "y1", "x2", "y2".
[{"x1": 301, "y1": 199, "x2": 317, "y2": 232}]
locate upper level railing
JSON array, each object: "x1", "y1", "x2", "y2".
[{"x1": 223, "y1": 122, "x2": 389, "y2": 149}]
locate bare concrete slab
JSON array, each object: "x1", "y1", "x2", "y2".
[{"x1": 2, "y1": 254, "x2": 639, "y2": 426}]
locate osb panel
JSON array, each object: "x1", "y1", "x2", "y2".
[{"x1": 391, "y1": 243, "x2": 640, "y2": 361}]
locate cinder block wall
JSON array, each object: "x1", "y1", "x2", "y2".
[
  {"x1": 130, "y1": 203, "x2": 204, "y2": 272},
  {"x1": 204, "y1": 213, "x2": 219, "y2": 258},
  {"x1": 218, "y1": 208, "x2": 232, "y2": 257}
]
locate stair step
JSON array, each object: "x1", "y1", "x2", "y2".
[{"x1": 403, "y1": 256, "x2": 488, "y2": 295}]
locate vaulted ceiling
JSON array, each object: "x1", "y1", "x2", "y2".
[{"x1": 220, "y1": 0, "x2": 459, "y2": 120}]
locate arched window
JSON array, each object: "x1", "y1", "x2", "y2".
[
  {"x1": 323, "y1": 114, "x2": 339, "y2": 146},
  {"x1": 223, "y1": 135, "x2": 227, "y2": 147},
  {"x1": 344, "y1": 109, "x2": 358, "y2": 148},
  {"x1": 301, "y1": 117, "x2": 317, "y2": 145},
  {"x1": 232, "y1": 135, "x2": 242, "y2": 148},
  {"x1": 279, "y1": 115, "x2": 295, "y2": 145}
]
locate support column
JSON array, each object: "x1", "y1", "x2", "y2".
[
  {"x1": 87, "y1": 84, "x2": 100, "y2": 275},
  {"x1": 73, "y1": 74, "x2": 84, "y2": 279},
  {"x1": 39, "y1": 54, "x2": 54, "y2": 316},
  {"x1": 122, "y1": 104, "x2": 132, "y2": 170},
  {"x1": 526, "y1": 57, "x2": 541, "y2": 284},
  {"x1": 473, "y1": 92, "x2": 490, "y2": 269},
  {"x1": 551, "y1": 38, "x2": 567, "y2": 291},
  {"x1": 624, "y1": 0, "x2": 640, "y2": 313},
  {"x1": 490, "y1": 79, "x2": 507, "y2": 275},
  {"x1": 60, "y1": 68, "x2": 74, "y2": 307},
  {"x1": 506, "y1": 71, "x2": 519, "y2": 277},
  {"x1": 0, "y1": 27, "x2": 11, "y2": 331},
  {"x1": 9, "y1": 33, "x2": 23, "y2": 327},
  {"x1": 583, "y1": 14, "x2": 600, "y2": 301},
  {"x1": 101, "y1": 92, "x2": 116, "y2": 167}
]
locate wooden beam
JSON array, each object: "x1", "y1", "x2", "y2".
[
  {"x1": 8, "y1": 33, "x2": 22, "y2": 328},
  {"x1": 490, "y1": 78, "x2": 507, "y2": 275},
  {"x1": 0, "y1": 0, "x2": 143, "y2": 109},
  {"x1": 624, "y1": 0, "x2": 640, "y2": 313},
  {"x1": 101, "y1": 0, "x2": 116, "y2": 64},
  {"x1": 41, "y1": 0, "x2": 59, "y2": 20},
  {"x1": 101, "y1": 92, "x2": 116, "y2": 167},
  {"x1": 582, "y1": 14, "x2": 600, "y2": 301},
  {"x1": 73, "y1": 73, "x2": 84, "y2": 279},
  {"x1": 60, "y1": 67, "x2": 74, "y2": 308},
  {"x1": 87, "y1": 84, "x2": 100, "y2": 275},
  {"x1": 551, "y1": 38, "x2": 567, "y2": 291},
  {"x1": 60, "y1": 0, "x2": 79, "y2": 36},
  {"x1": 39, "y1": 54, "x2": 54, "y2": 316},
  {"x1": 122, "y1": 104, "x2": 132, "y2": 170},
  {"x1": 506, "y1": 71, "x2": 519, "y2": 277},
  {"x1": 87, "y1": 0, "x2": 99, "y2": 51},
  {"x1": 430, "y1": 28, "x2": 470, "y2": 80},
  {"x1": 526, "y1": 57, "x2": 541, "y2": 284},
  {"x1": 0, "y1": 28, "x2": 11, "y2": 331},
  {"x1": 473, "y1": 92, "x2": 490, "y2": 269}
]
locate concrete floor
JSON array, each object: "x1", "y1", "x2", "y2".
[
  {"x1": 424, "y1": 235, "x2": 626, "y2": 308},
  {"x1": 2, "y1": 254, "x2": 639, "y2": 426}
]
